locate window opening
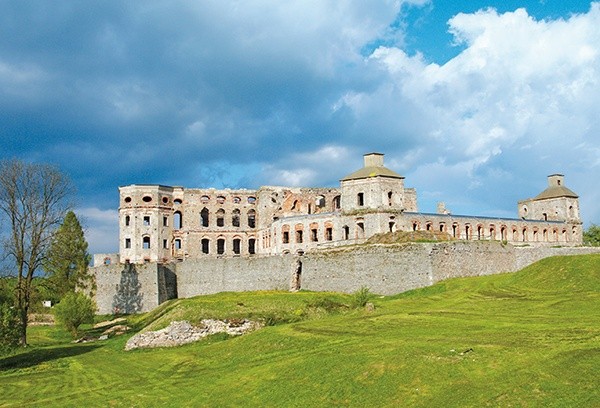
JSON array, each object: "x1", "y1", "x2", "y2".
[
  {"x1": 125, "y1": 238, "x2": 131, "y2": 249},
  {"x1": 125, "y1": 215, "x2": 130, "y2": 226},
  {"x1": 311, "y1": 228, "x2": 318, "y2": 242},
  {"x1": 248, "y1": 238, "x2": 256, "y2": 254},
  {"x1": 233, "y1": 238, "x2": 241, "y2": 255},
  {"x1": 333, "y1": 195, "x2": 341, "y2": 210},
  {"x1": 232, "y1": 209, "x2": 240, "y2": 227},
  {"x1": 388, "y1": 191, "x2": 393, "y2": 206},
  {"x1": 216, "y1": 209, "x2": 225, "y2": 227},
  {"x1": 217, "y1": 238, "x2": 225, "y2": 255},
  {"x1": 201, "y1": 238, "x2": 210, "y2": 254},
  {"x1": 201, "y1": 208, "x2": 209, "y2": 227},
  {"x1": 143, "y1": 236, "x2": 150, "y2": 249},
  {"x1": 143, "y1": 216, "x2": 150, "y2": 226},
  {"x1": 357, "y1": 222, "x2": 365, "y2": 239},
  {"x1": 175, "y1": 239, "x2": 182, "y2": 249},
  {"x1": 163, "y1": 216, "x2": 168, "y2": 227},
  {"x1": 296, "y1": 230, "x2": 303, "y2": 244},
  {"x1": 142, "y1": 196, "x2": 152, "y2": 203},
  {"x1": 343, "y1": 225, "x2": 349, "y2": 240},
  {"x1": 163, "y1": 239, "x2": 168, "y2": 249},
  {"x1": 248, "y1": 210, "x2": 256, "y2": 228},
  {"x1": 357, "y1": 193, "x2": 364, "y2": 206},
  {"x1": 325, "y1": 227, "x2": 333, "y2": 241},
  {"x1": 283, "y1": 231, "x2": 290, "y2": 244},
  {"x1": 174, "y1": 211, "x2": 182, "y2": 229}
]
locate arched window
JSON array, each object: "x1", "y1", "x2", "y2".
[
  {"x1": 125, "y1": 215, "x2": 130, "y2": 226},
  {"x1": 333, "y1": 195, "x2": 341, "y2": 210},
  {"x1": 232, "y1": 209, "x2": 240, "y2": 227},
  {"x1": 201, "y1": 238, "x2": 210, "y2": 254},
  {"x1": 248, "y1": 238, "x2": 256, "y2": 254},
  {"x1": 217, "y1": 238, "x2": 225, "y2": 255},
  {"x1": 247, "y1": 209, "x2": 256, "y2": 228},
  {"x1": 142, "y1": 236, "x2": 151, "y2": 249},
  {"x1": 216, "y1": 209, "x2": 225, "y2": 227},
  {"x1": 233, "y1": 238, "x2": 241, "y2": 255},
  {"x1": 201, "y1": 208, "x2": 209, "y2": 227},
  {"x1": 174, "y1": 211, "x2": 183, "y2": 230}
]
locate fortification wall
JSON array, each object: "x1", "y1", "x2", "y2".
[
  {"x1": 92, "y1": 243, "x2": 600, "y2": 314},
  {"x1": 175, "y1": 255, "x2": 293, "y2": 298},
  {"x1": 94, "y1": 263, "x2": 176, "y2": 314}
]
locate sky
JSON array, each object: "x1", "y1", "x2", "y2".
[{"x1": 1, "y1": 0, "x2": 599, "y2": 255}]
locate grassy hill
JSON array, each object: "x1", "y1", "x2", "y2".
[{"x1": 1, "y1": 254, "x2": 599, "y2": 407}]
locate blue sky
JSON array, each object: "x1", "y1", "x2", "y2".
[{"x1": 1, "y1": 1, "x2": 599, "y2": 254}]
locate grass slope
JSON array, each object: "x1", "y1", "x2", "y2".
[{"x1": 1, "y1": 254, "x2": 599, "y2": 407}]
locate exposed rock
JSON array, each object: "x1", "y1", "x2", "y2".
[
  {"x1": 124, "y1": 319, "x2": 262, "y2": 351},
  {"x1": 93, "y1": 317, "x2": 126, "y2": 329},
  {"x1": 102, "y1": 324, "x2": 130, "y2": 336}
]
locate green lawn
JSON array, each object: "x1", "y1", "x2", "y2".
[{"x1": 1, "y1": 254, "x2": 599, "y2": 407}]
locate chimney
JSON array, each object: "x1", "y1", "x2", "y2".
[{"x1": 364, "y1": 152, "x2": 384, "y2": 167}]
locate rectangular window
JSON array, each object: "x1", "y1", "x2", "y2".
[
  {"x1": 282, "y1": 231, "x2": 289, "y2": 244},
  {"x1": 143, "y1": 216, "x2": 150, "y2": 226},
  {"x1": 296, "y1": 230, "x2": 303, "y2": 243},
  {"x1": 311, "y1": 229, "x2": 318, "y2": 242},
  {"x1": 163, "y1": 239, "x2": 168, "y2": 249},
  {"x1": 163, "y1": 216, "x2": 168, "y2": 227},
  {"x1": 357, "y1": 193, "x2": 364, "y2": 206},
  {"x1": 233, "y1": 239, "x2": 241, "y2": 255},
  {"x1": 248, "y1": 238, "x2": 256, "y2": 255},
  {"x1": 175, "y1": 239, "x2": 182, "y2": 249},
  {"x1": 325, "y1": 227, "x2": 333, "y2": 241},
  {"x1": 125, "y1": 238, "x2": 131, "y2": 249}
]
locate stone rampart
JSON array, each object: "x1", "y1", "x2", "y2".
[{"x1": 91, "y1": 243, "x2": 600, "y2": 314}]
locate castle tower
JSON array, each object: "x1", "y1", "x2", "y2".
[
  {"x1": 518, "y1": 174, "x2": 580, "y2": 223},
  {"x1": 119, "y1": 185, "x2": 175, "y2": 263},
  {"x1": 340, "y1": 153, "x2": 410, "y2": 212}
]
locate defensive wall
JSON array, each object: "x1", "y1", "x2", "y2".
[{"x1": 92, "y1": 242, "x2": 600, "y2": 314}]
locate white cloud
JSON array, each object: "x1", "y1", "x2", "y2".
[
  {"x1": 348, "y1": 4, "x2": 600, "y2": 221},
  {"x1": 75, "y1": 207, "x2": 119, "y2": 254}
]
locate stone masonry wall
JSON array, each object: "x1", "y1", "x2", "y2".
[
  {"x1": 92, "y1": 243, "x2": 600, "y2": 314},
  {"x1": 175, "y1": 255, "x2": 293, "y2": 298}
]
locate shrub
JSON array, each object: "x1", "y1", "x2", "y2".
[
  {"x1": 54, "y1": 292, "x2": 96, "y2": 338},
  {"x1": 0, "y1": 302, "x2": 20, "y2": 354},
  {"x1": 351, "y1": 286, "x2": 372, "y2": 309}
]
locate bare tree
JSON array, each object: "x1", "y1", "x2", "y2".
[{"x1": 0, "y1": 160, "x2": 73, "y2": 345}]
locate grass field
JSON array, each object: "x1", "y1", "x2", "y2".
[{"x1": 1, "y1": 254, "x2": 599, "y2": 407}]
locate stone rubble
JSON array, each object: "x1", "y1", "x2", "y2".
[{"x1": 124, "y1": 319, "x2": 262, "y2": 351}]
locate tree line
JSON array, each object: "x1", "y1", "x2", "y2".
[{"x1": 0, "y1": 160, "x2": 95, "y2": 352}]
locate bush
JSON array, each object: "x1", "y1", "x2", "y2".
[
  {"x1": 54, "y1": 292, "x2": 96, "y2": 338},
  {"x1": 351, "y1": 286, "x2": 372, "y2": 309},
  {"x1": 583, "y1": 224, "x2": 600, "y2": 246},
  {"x1": 0, "y1": 302, "x2": 20, "y2": 354}
]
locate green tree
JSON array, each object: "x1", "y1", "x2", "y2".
[
  {"x1": 54, "y1": 292, "x2": 96, "y2": 338},
  {"x1": 0, "y1": 160, "x2": 73, "y2": 346},
  {"x1": 0, "y1": 302, "x2": 20, "y2": 354},
  {"x1": 43, "y1": 211, "x2": 93, "y2": 301},
  {"x1": 583, "y1": 224, "x2": 600, "y2": 246}
]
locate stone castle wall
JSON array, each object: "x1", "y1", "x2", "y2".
[{"x1": 91, "y1": 243, "x2": 600, "y2": 314}]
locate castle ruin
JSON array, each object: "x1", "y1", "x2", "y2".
[{"x1": 91, "y1": 153, "x2": 589, "y2": 314}]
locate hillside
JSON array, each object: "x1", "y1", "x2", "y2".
[{"x1": 1, "y1": 254, "x2": 599, "y2": 407}]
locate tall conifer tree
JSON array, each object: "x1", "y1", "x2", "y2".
[{"x1": 44, "y1": 211, "x2": 92, "y2": 301}]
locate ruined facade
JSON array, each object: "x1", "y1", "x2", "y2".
[{"x1": 106, "y1": 153, "x2": 583, "y2": 265}]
